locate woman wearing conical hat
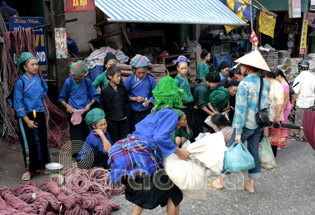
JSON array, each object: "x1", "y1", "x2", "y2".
[{"x1": 210, "y1": 50, "x2": 271, "y2": 193}]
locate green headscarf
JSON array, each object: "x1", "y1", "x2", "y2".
[
  {"x1": 85, "y1": 108, "x2": 105, "y2": 129},
  {"x1": 71, "y1": 60, "x2": 88, "y2": 76},
  {"x1": 152, "y1": 76, "x2": 187, "y2": 112},
  {"x1": 15, "y1": 52, "x2": 36, "y2": 76},
  {"x1": 173, "y1": 109, "x2": 185, "y2": 118}
]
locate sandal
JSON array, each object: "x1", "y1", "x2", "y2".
[
  {"x1": 42, "y1": 169, "x2": 50, "y2": 175},
  {"x1": 290, "y1": 133, "x2": 299, "y2": 138},
  {"x1": 296, "y1": 136, "x2": 307, "y2": 142},
  {"x1": 22, "y1": 171, "x2": 31, "y2": 181}
]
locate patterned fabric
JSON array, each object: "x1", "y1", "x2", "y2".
[
  {"x1": 172, "y1": 55, "x2": 190, "y2": 65},
  {"x1": 152, "y1": 76, "x2": 186, "y2": 112},
  {"x1": 130, "y1": 54, "x2": 151, "y2": 68},
  {"x1": 71, "y1": 60, "x2": 88, "y2": 76},
  {"x1": 232, "y1": 73, "x2": 270, "y2": 135},
  {"x1": 220, "y1": 126, "x2": 234, "y2": 146},
  {"x1": 104, "y1": 52, "x2": 117, "y2": 65},
  {"x1": 85, "y1": 108, "x2": 105, "y2": 127},
  {"x1": 269, "y1": 81, "x2": 284, "y2": 122},
  {"x1": 108, "y1": 135, "x2": 163, "y2": 184},
  {"x1": 84, "y1": 46, "x2": 129, "y2": 69},
  {"x1": 15, "y1": 52, "x2": 36, "y2": 76}
]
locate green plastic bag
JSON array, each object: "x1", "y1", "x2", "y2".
[{"x1": 259, "y1": 137, "x2": 277, "y2": 171}]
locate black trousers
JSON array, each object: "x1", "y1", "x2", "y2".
[
  {"x1": 191, "y1": 108, "x2": 209, "y2": 139},
  {"x1": 129, "y1": 109, "x2": 151, "y2": 133},
  {"x1": 69, "y1": 112, "x2": 90, "y2": 158},
  {"x1": 107, "y1": 118, "x2": 129, "y2": 143},
  {"x1": 69, "y1": 112, "x2": 90, "y2": 142},
  {"x1": 92, "y1": 148, "x2": 110, "y2": 169},
  {"x1": 18, "y1": 112, "x2": 50, "y2": 172}
]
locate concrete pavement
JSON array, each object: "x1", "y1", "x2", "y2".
[{"x1": 0, "y1": 137, "x2": 314, "y2": 215}]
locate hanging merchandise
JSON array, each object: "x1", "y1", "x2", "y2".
[
  {"x1": 222, "y1": 0, "x2": 256, "y2": 34},
  {"x1": 250, "y1": 29, "x2": 259, "y2": 46},
  {"x1": 259, "y1": 9, "x2": 277, "y2": 38},
  {"x1": 299, "y1": 12, "x2": 309, "y2": 55}
]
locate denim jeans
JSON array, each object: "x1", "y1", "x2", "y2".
[{"x1": 221, "y1": 126, "x2": 264, "y2": 179}]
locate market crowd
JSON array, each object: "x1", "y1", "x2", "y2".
[{"x1": 12, "y1": 49, "x2": 315, "y2": 215}]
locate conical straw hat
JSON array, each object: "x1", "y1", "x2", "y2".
[{"x1": 235, "y1": 50, "x2": 271, "y2": 72}]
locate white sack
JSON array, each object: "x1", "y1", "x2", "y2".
[
  {"x1": 188, "y1": 132, "x2": 227, "y2": 173},
  {"x1": 164, "y1": 132, "x2": 227, "y2": 201},
  {"x1": 164, "y1": 153, "x2": 206, "y2": 201}
]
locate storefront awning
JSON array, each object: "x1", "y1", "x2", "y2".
[{"x1": 95, "y1": 0, "x2": 247, "y2": 25}]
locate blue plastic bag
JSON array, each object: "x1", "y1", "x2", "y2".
[{"x1": 224, "y1": 142, "x2": 255, "y2": 172}]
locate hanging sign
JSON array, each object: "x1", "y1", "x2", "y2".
[
  {"x1": 66, "y1": 0, "x2": 95, "y2": 13},
  {"x1": 55, "y1": 28, "x2": 68, "y2": 59},
  {"x1": 250, "y1": 30, "x2": 259, "y2": 46},
  {"x1": 299, "y1": 13, "x2": 308, "y2": 55},
  {"x1": 292, "y1": 0, "x2": 301, "y2": 18},
  {"x1": 9, "y1": 17, "x2": 48, "y2": 79}
]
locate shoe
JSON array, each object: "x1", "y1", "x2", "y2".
[
  {"x1": 22, "y1": 171, "x2": 31, "y2": 181},
  {"x1": 42, "y1": 169, "x2": 50, "y2": 175},
  {"x1": 296, "y1": 136, "x2": 307, "y2": 142},
  {"x1": 72, "y1": 161, "x2": 78, "y2": 168}
]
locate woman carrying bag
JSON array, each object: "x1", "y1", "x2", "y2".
[{"x1": 211, "y1": 50, "x2": 271, "y2": 193}]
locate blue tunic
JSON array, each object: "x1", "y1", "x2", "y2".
[
  {"x1": 58, "y1": 77, "x2": 99, "y2": 109},
  {"x1": 132, "y1": 108, "x2": 178, "y2": 157},
  {"x1": 14, "y1": 74, "x2": 48, "y2": 117},
  {"x1": 77, "y1": 130, "x2": 113, "y2": 160},
  {"x1": 124, "y1": 74, "x2": 157, "y2": 112}
]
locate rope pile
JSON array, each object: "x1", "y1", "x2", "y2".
[
  {"x1": 0, "y1": 28, "x2": 70, "y2": 148},
  {"x1": 0, "y1": 167, "x2": 124, "y2": 214}
]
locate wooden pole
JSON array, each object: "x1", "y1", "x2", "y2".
[
  {"x1": 43, "y1": 0, "x2": 68, "y2": 94},
  {"x1": 249, "y1": 0, "x2": 256, "y2": 50},
  {"x1": 250, "y1": 0, "x2": 253, "y2": 31}
]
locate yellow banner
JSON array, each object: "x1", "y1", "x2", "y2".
[{"x1": 299, "y1": 13, "x2": 308, "y2": 55}]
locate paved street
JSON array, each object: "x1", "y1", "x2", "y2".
[{"x1": 0, "y1": 136, "x2": 314, "y2": 215}]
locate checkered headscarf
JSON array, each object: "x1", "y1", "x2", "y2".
[
  {"x1": 70, "y1": 60, "x2": 88, "y2": 76},
  {"x1": 85, "y1": 108, "x2": 105, "y2": 127},
  {"x1": 172, "y1": 55, "x2": 190, "y2": 65},
  {"x1": 130, "y1": 54, "x2": 151, "y2": 68}
]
